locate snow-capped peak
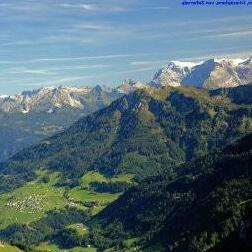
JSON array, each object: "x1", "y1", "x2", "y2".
[
  {"x1": 168, "y1": 60, "x2": 202, "y2": 69},
  {"x1": 240, "y1": 56, "x2": 252, "y2": 66},
  {"x1": 0, "y1": 95, "x2": 9, "y2": 99},
  {"x1": 134, "y1": 81, "x2": 147, "y2": 89},
  {"x1": 151, "y1": 56, "x2": 252, "y2": 89},
  {"x1": 44, "y1": 86, "x2": 56, "y2": 90},
  {"x1": 115, "y1": 79, "x2": 147, "y2": 94},
  {"x1": 213, "y1": 58, "x2": 227, "y2": 64},
  {"x1": 0, "y1": 85, "x2": 102, "y2": 113},
  {"x1": 151, "y1": 60, "x2": 204, "y2": 88},
  {"x1": 212, "y1": 57, "x2": 250, "y2": 66},
  {"x1": 230, "y1": 58, "x2": 246, "y2": 66}
]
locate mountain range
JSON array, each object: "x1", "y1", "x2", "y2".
[
  {"x1": 1, "y1": 56, "x2": 252, "y2": 114},
  {"x1": 0, "y1": 84, "x2": 251, "y2": 251},
  {"x1": 0, "y1": 56, "x2": 251, "y2": 162},
  {"x1": 0, "y1": 85, "x2": 121, "y2": 113},
  {"x1": 0, "y1": 81, "x2": 144, "y2": 162}
]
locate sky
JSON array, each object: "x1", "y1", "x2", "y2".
[{"x1": 0, "y1": 0, "x2": 252, "y2": 94}]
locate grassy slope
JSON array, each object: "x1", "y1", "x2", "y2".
[
  {"x1": 34, "y1": 242, "x2": 97, "y2": 252},
  {"x1": 0, "y1": 178, "x2": 125, "y2": 229},
  {"x1": 69, "y1": 172, "x2": 133, "y2": 215},
  {"x1": 0, "y1": 244, "x2": 23, "y2": 252},
  {"x1": 0, "y1": 171, "x2": 66, "y2": 229},
  {"x1": 81, "y1": 172, "x2": 134, "y2": 185},
  {"x1": 0, "y1": 183, "x2": 65, "y2": 229}
]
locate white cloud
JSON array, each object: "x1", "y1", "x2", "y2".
[
  {"x1": 6, "y1": 67, "x2": 56, "y2": 76},
  {"x1": 21, "y1": 69, "x2": 55, "y2": 75},
  {"x1": 0, "y1": 35, "x2": 95, "y2": 47},
  {"x1": 4, "y1": 64, "x2": 112, "y2": 76},
  {"x1": 205, "y1": 30, "x2": 252, "y2": 39},
  {"x1": 59, "y1": 3, "x2": 127, "y2": 12},
  {"x1": 106, "y1": 66, "x2": 158, "y2": 76},
  {"x1": 35, "y1": 54, "x2": 135, "y2": 62},
  {"x1": 59, "y1": 4, "x2": 97, "y2": 11},
  {"x1": 23, "y1": 76, "x2": 94, "y2": 87},
  {"x1": 0, "y1": 54, "x2": 152, "y2": 65},
  {"x1": 130, "y1": 60, "x2": 170, "y2": 66},
  {"x1": 0, "y1": 2, "x2": 49, "y2": 12},
  {"x1": 74, "y1": 22, "x2": 111, "y2": 31}
]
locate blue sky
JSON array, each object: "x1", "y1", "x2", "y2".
[{"x1": 0, "y1": 0, "x2": 252, "y2": 94}]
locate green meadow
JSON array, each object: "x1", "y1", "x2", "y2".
[
  {"x1": 81, "y1": 171, "x2": 134, "y2": 186},
  {"x1": 0, "y1": 178, "x2": 66, "y2": 229},
  {"x1": 0, "y1": 244, "x2": 23, "y2": 252},
  {"x1": 34, "y1": 242, "x2": 97, "y2": 252},
  {"x1": 0, "y1": 170, "x2": 134, "y2": 250}
]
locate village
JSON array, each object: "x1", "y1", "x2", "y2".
[{"x1": 6, "y1": 194, "x2": 45, "y2": 214}]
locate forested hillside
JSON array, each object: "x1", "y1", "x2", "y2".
[
  {"x1": 1, "y1": 129, "x2": 251, "y2": 252},
  {"x1": 92, "y1": 133, "x2": 252, "y2": 251},
  {"x1": 1, "y1": 85, "x2": 252, "y2": 192}
]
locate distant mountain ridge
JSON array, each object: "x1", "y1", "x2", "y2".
[
  {"x1": 1, "y1": 56, "x2": 251, "y2": 114},
  {"x1": 0, "y1": 80, "x2": 148, "y2": 114},
  {"x1": 0, "y1": 79, "x2": 148, "y2": 161},
  {"x1": 151, "y1": 56, "x2": 252, "y2": 89},
  {"x1": 0, "y1": 85, "x2": 115, "y2": 113},
  {"x1": 0, "y1": 85, "x2": 123, "y2": 162}
]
